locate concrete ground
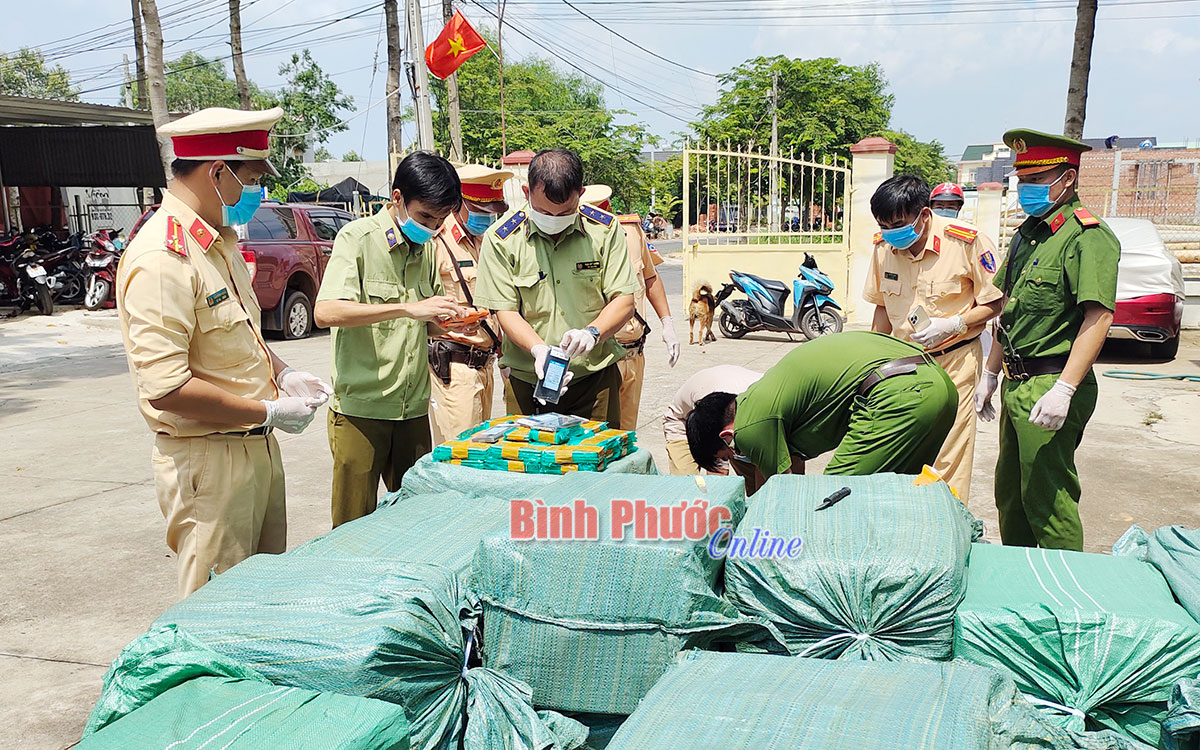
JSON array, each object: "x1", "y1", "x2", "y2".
[{"x1": 3, "y1": 260, "x2": 1199, "y2": 748}]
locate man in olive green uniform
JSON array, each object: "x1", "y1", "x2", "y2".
[
  {"x1": 314, "y1": 152, "x2": 466, "y2": 526},
  {"x1": 686, "y1": 331, "x2": 957, "y2": 478},
  {"x1": 975, "y1": 129, "x2": 1120, "y2": 551},
  {"x1": 475, "y1": 149, "x2": 637, "y2": 424}
]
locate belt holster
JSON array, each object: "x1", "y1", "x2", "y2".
[{"x1": 428, "y1": 340, "x2": 453, "y2": 385}]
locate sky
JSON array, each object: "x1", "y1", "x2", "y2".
[{"x1": 8, "y1": 0, "x2": 1200, "y2": 164}]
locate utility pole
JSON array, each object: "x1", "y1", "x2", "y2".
[
  {"x1": 384, "y1": 0, "x2": 404, "y2": 175},
  {"x1": 122, "y1": 54, "x2": 135, "y2": 109},
  {"x1": 769, "y1": 69, "x2": 780, "y2": 231},
  {"x1": 442, "y1": 0, "x2": 464, "y2": 161},
  {"x1": 131, "y1": 0, "x2": 147, "y2": 108},
  {"x1": 498, "y1": 0, "x2": 508, "y2": 157},
  {"x1": 1063, "y1": 0, "x2": 1097, "y2": 139},
  {"x1": 228, "y1": 0, "x2": 252, "y2": 109},
  {"x1": 406, "y1": 0, "x2": 436, "y2": 151}
]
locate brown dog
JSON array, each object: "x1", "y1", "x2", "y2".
[{"x1": 688, "y1": 281, "x2": 717, "y2": 344}]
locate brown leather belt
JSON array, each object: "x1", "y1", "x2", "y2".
[
  {"x1": 1002, "y1": 354, "x2": 1070, "y2": 381},
  {"x1": 433, "y1": 339, "x2": 495, "y2": 370},
  {"x1": 223, "y1": 426, "x2": 273, "y2": 437},
  {"x1": 929, "y1": 334, "x2": 980, "y2": 358},
  {"x1": 619, "y1": 338, "x2": 646, "y2": 355},
  {"x1": 856, "y1": 354, "x2": 930, "y2": 398}
]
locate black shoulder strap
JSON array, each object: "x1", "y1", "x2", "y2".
[
  {"x1": 448, "y1": 251, "x2": 502, "y2": 351},
  {"x1": 633, "y1": 310, "x2": 651, "y2": 334}
]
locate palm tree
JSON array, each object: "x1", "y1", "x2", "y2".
[{"x1": 1063, "y1": 0, "x2": 1098, "y2": 140}]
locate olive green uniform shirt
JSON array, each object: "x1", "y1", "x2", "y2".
[
  {"x1": 474, "y1": 203, "x2": 637, "y2": 382},
  {"x1": 994, "y1": 196, "x2": 1120, "y2": 359},
  {"x1": 316, "y1": 207, "x2": 444, "y2": 420},
  {"x1": 734, "y1": 331, "x2": 927, "y2": 476}
]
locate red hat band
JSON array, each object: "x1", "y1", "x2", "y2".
[
  {"x1": 461, "y1": 182, "x2": 506, "y2": 203},
  {"x1": 1013, "y1": 144, "x2": 1080, "y2": 169},
  {"x1": 171, "y1": 130, "x2": 270, "y2": 159}
]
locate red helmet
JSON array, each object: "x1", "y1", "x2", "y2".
[{"x1": 930, "y1": 182, "x2": 964, "y2": 202}]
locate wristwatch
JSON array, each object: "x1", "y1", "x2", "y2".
[{"x1": 585, "y1": 325, "x2": 601, "y2": 339}]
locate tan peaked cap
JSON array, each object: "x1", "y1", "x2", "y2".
[{"x1": 159, "y1": 106, "x2": 285, "y2": 176}]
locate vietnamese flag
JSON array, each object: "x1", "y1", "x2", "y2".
[{"x1": 425, "y1": 10, "x2": 487, "y2": 80}]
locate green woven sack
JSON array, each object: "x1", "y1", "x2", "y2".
[
  {"x1": 399, "y1": 449, "x2": 658, "y2": 500},
  {"x1": 78, "y1": 676, "x2": 411, "y2": 749},
  {"x1": 725, "y1": 473, "x2": 981, "y2": 660},
  {"x1": 147, "y1": 555, "x2": 582, "y2": 750},
  {"x1": 607, "y1": 651, "x2": 1149, "y2": 749},
  {"x1": 1114, "y1": 525, "x2": 1200, "y2": 623},
  {"x1": 955, "y1": 543, "x2": 1200, "y2": 748},
  {"x1": 471, "y1": 473, "x2": 782, "y2": 715},
  {"x1": 1164, "y1": 679, "x2": 1200, "y2": 750}
]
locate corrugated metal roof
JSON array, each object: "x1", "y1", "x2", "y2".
[
  {"x1": 0, "y1": 95, "x2": 155, "y2": 126},
  {"x1": 0, "y1": 125, "x2": 166, "y2": 187},
  {"x1": 960, "y1": 144, "x2": 992, "y2": 161}
]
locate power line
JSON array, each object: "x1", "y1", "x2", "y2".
[{"x1": 557, "y1": 0, "x2": 716, "y2": 77}]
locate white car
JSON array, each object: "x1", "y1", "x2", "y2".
[{"x1": 1106, "y1": 218, "x2": 1184, "y2": 360}]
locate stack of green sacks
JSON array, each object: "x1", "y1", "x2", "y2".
[
  {"x1": 605, "y1": 651, "x2": 1149, "y2": 749},
  {"x1": 79, "y1": 675, "x2": 411, "y2": 749},
  {"x1": 86, "y1": 555, "x2": 584, "y2": 750},
  {"x1": 400, "y1": 450, "x2": 658, "y2": 500},
  {"x1": 1114, "y1": 525, "x2": 1200, "y2": 621},
  {"x1": 471, "y1": 473, "x2": 781, "y2": 715},
  {"x1": 955, "y1": 543, "x2": 1200, "y2": 748},
  {"x1": 724, "y1": 473, "x2": 981, "y2": 660}
]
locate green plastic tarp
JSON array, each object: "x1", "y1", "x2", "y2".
[
  {"x1": 110, "y1": 555, "x2": 581, "y2": 750},
  {"x1": 471, "y1": 473, "x2": 781, "y2": 715},
  {"x1": 1164, "y1": 679, "x2": 1200, "y2": 750},
  {"x1": 1114, "y1": 525, "x2": 1200, "y2": 623},
  {"x1": 398, "y1": 448, "x2": 658, "y2": 502},
  {"x1": 724, "y1": 473, "x2": 981, "y2": 660},
  {"x1": 79, "y1": 676, "x2": 411, "y2": 749},
  {"x1": 955, "y1": 543, "x2": 1200, "y2": 748},
  {"x1": 607, "y1": 651, "x2": 1149, "y2": 749}
]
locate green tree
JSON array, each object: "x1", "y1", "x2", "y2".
[
  {"x1": 144, "y1": 52, "x2": 267, "y2": 111},
  {"x1": 266, "y1": 49, "x2": 354, "y2": 191},
  {"x1": 0, "y1": 47, "x2": 79, "y2": 100},
  {"x1": 313, "y1": 146, "x2": 333, "y2": 161},
  {"x1": 430, "y1": 32, "x2": 654, "y2": 212},
  {"x1": 341, "y1": 150, "x2": 364, "y2": 161},
  {"x1": 876, "y1": 129, "x2": 955, "y2": 186}
]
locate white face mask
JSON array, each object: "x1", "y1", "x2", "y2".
[{"x1": 528, "y1": 207, "x2": 577, "y2": 235}]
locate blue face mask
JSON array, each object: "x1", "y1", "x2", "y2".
[
  {"x1": 216, "y1": 168, "x2": 262, "y2": 226},
  {"x1": 880, "y1": 213, "x2": 924, "y2": 250},
  {"x1": 400, "y1": 215, "x2": 438, "y2": 245},
  {"x1": 932, "y1": 207, "x2": 959, "y2": 219},
  {"x1": 1017, "y1": 171, "x2": 1069, "y2": 217},
  {"x1": 465, "y1": 210, "x2": 496, "y2": 236}
]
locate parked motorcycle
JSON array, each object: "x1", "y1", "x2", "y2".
[
  {"x1": 715, "y1": 252, "x2": 843, "y2": 341},
  {"x1": 0, "y1": 233, "x2": 54, "y2": 316},
  {"x1": 39, "y1": 232, "x2": 88, "y2": 303},
  {"x1": 83, "y1": 229, "x2": 123, "y2": 310}
]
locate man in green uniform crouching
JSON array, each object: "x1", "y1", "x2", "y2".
[
  {"x1": 974, "y1": 129, "x2": 1120, "y2": 551},
  {"x1": 686, "y1": 331, "x2": 957, "y2": 478}
]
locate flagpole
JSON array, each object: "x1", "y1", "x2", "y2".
[{"x1": 497, "y1": 0, "x2": 508, "y2": 158}]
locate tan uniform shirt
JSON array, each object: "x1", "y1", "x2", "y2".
[
  {"x1": 663, "y1": 365, "x2": 763, "y2": 441},
  {"x1": 430, "y1": 213, "x2": 499, "y2": 351},
  {"x1": 116, "y1": 192, "x2": 276, "y2": 437},
  {"x1": 862, "y1": 215, "x2": 1003, "y2": 346},
  {"x1": 615, "y1": 215, "x2": 658, "y2": 345}
]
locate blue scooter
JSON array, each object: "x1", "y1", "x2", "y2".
[{"x1": 715, "y1": 252, "x2": 844, "y2": 341}]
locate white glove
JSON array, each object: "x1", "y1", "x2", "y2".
[
  {"x1": 499, "y1": 366, "x2": 511, "y2": 381},
  {"x1": 660, "y1": 316, "x2": 680, "y2": 367},
  {"x1": 261, "y1": 396, "x2": 319, "y2": 434},
  {"x1": 1029, "y1": 379, "x2": 1076, "y2": 431},
  {"x1": 911, "y1": 314, "x2": 966, "y2": 349},
  {"x1": 560, "y1": 328, "x2": 598, "y2": 359},
  {"x1": 277, "y1": 367, "x2": 333, "y2": 404},
  {"x1": 975, "y1": 369, "x2": 999, "y2": 422},
  {"x1": 531, "y1": 343, "x2": 574, "y2": 405}
]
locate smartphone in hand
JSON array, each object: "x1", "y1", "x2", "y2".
[
  {"x1": 908, "y1": 306, "x2": 931, "y2": 332},
  {"x1": 534, "y1": 347, "x2": 571, "y2": 405}
]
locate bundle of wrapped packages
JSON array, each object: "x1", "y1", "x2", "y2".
[
  {"x1": 433, "y1": 415, "x2": 637, "y2": 474},
  {"x1": 471, "y1": 473, "x2": 781, "y2": 715},
  {"x1": 724, "y1": 473, "x2": 981, "y2": 660},
  {"x1": 1114, "y1": 525, "x2": 1200, "y2": 622},
  {"x1": 605, "y1": 651, "x2": 1149, "y2": 749},
  {"x1": 462, "y1": 416, "x2": 606, "y2": 445},
  {"x1": 79, "y1": 675, "x2": 411, "y2": 749},
  {"x1": 955, "y1": 543, "x2": 1200, "y2": 748},
  {"x1": 85, "y1": 555, "x2": 585, "y2": 750}
]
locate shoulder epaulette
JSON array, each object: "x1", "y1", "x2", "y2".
[
  {"x1": 579, "y1": 203, "x2": 614, "y2": 227},
  {"x1": 495, "y1": 211, "x2": 526, "y2": 240},
  {"x1": 873, "y1": 231, "x2": 883, "y2": 244},
  {"x1": 944, "y1": 224, "x2": 979, "y2": 243},
  {"x1": 165, "y1": 216, "x2": 187, "y2": 257},
  {"x1": 617, "y1": 213, "x2": 640, "y2": 224},
  {"x1": 1074, "y1": 207, "x2": 1101, "y2": 227}
]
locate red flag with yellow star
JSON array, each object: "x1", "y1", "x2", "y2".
[{"x1": 425, "y1": 11, "x2": 487, "y2": 80}]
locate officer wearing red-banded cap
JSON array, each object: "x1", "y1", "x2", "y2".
[
  {"x1": 974, "y1": 128, "x2": 1121, "y2": 551},
  {"x1": 930, "y1": 182, "x2": 965, "y2": 219},
  {"x1": 116, "y1": 106, "x2": 332, "y2": 598}
]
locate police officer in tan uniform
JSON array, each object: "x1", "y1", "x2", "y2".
[
  {"x1": 863, "y1": 175, "x2": 1003, "y2": 502},
  {"x1": 427, "y1": 164, "x2": 513, "y2": 442},
  {"x1": 582, "y1": 184, "x2": 680, "y2": 431},
  {"x1": 117, "y1": 107, "x2": 331, "y2": 597}
]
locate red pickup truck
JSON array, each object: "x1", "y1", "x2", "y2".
[{"x1": 130, "y1": 202, "x2": 354, "y2": 338}]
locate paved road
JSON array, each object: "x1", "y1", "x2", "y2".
[{"x1": 3, "y1": 307, "x2": 1200, "y2": 747}]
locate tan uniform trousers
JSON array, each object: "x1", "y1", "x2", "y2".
[
  {"x1": 615, "y1": 348, "x2": 646, "y2": 432},
  {"x1": 152, "y1": 432, "x2": 286, "y2": 599},
  {"x1": 429, "y1": 362, "x2": 496, "y2": 444},
  {"x1": 931, "y1": 337, "x2": 983, "y2": 503},
  {"x1": 664, "y1": 439, "x2": 769, "y2": 494}
]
